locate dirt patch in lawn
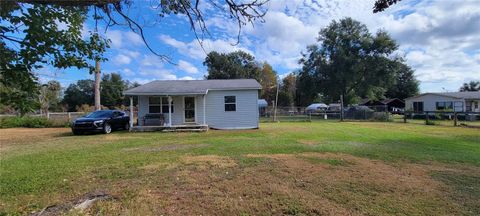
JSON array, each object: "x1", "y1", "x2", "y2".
[
  {"x1": 0, "y1": 128, "x2": 70, "y2": 152},
  {"x1": 112, "y1": 152, "x2": 477, "y2": 215},
  {"x1": 181, "y1": 155, "x2": 237, "y2": 168}
]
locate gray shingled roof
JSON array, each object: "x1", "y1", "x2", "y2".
[
  {"x1": 406, "y1": 91, "x2": 480, "y2": 100},
  {"x1": 124, "y1": 79, "x2": 261, "y2": 95}
]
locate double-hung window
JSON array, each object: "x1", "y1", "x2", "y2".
[
  {"x1": 149, "y1": 96, "x2": 174, "y2": 113},
  {"x1": 149, "y1": 97, "x2": 161, "y2": 113},
  {"x1": 413, "y1": 102, "x2": 423, "y2": 112},
  {"x1": 224, "y1": 96, "x2": 236, "y2": 111}
]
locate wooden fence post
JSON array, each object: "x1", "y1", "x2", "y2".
[
  {"x1": 425, "y1": 111, "x2": 429, "y2": 125},
  {"x1": 404, "y1": 112, "x2": 407, "y2": 123},
  {"x1": 453, "y1": 112, "x2": 458, "y2": 126}
]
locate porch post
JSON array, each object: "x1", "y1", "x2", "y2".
[
  {"x1": 129, "y1": 96, "x2": 133, "y2": 131},
  {"x1": 168, "y1": 96, "x2": 172, "y2": 127},
  {"x1": 203, "y1": 94, "x2": 206, "y2": 125}
]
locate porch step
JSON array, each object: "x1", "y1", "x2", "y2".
[{"x1": 131, "y1": 125, "x2": 208, "y2": 132}]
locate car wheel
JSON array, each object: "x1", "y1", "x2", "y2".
[
  {"x1": 124, "y1": 122, "x2": 130, "y2": 131},
  {"x1": 72, "y1": 130, "x2": 81, "y2": 135},
  {"x1": 103, "y1": 123, "x2": 112, "y2": 134}
]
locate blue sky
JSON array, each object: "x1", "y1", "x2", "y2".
[{"x1": 38, "y1": 0, "x2": 480, "y2": 93}]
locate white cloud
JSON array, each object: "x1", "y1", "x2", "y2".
[
  {"x1": 177, "y1": 60, "x2": 199, "y2": 74},
  {"x1": 125, "y1": 32, "x2": 143, "y2": 46},
  {"x1": 106, "y1": 30, "x2": 144, "y2": 49},
  {"x1": 159, "y1": 34, "x2": 253, "y2": 60},
  {"x1": 122, "y1": 68, "x2": 134, "y2": 76},
  {"x1": 113, "y1": 54, "x2": 131, "y2": 65},
  {"x1": 179, "y1": 76, "x2": 195, "y2": 80}
]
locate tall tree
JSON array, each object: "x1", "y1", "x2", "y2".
[
  {"x1": 259, "y1": 62, "x2": 277, "y2": 103},
  {"x1": 204, "y1": 51, "x2": 262, "y2": 81},
  {"x1": 385, "y1": 62, "x2": 419, "y2": 99},
  {"x1": 278, "y1": 74, "x2": 296, "y2": 107},
  {"x1": 459, "y1": 81, "x2": 480, "y2": 92},
  {"x1": 62, "y1": 80, "x2": 95, "y2": 111},
  {"x1": 101, "y1": 73, "x2": 127, "y2": 108},
  {"x1": 299, "y1": 18, "x2": 399, "y2": 105},
  {"x1": 38, "y1": 80, "x2": 61, "y2": 114}
]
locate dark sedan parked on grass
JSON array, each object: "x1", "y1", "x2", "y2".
[{"x1": 71, "y1": 110, "x2": 130, "y2": 135}]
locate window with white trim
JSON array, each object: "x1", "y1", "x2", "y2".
[
  {"x1": 148, "y1": 97, "x2": 161, "y2": 113},
  {"x1": 149, "y1": 96, "x2": 174, "y2": 113},
  {"x1": 224, "y1": 96, "x2": 236, "y2": 111}
]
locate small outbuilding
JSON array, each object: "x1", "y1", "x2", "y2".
[{"x1": 124, "y1": 79, "x2": 261, "y2": 130}]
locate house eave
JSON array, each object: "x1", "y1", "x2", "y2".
[
  {"x1": 124, "y1": 87, "x2": 261, "y2": 96},
  {"x1": 404, "y1": 93, "x2": 463, "y2": 101}
]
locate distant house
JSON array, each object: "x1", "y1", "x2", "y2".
[
  {"x1": 359, "y1": 98, "x2": 405, "y2": 112},
  {"x1": 124, "y1": 79, "x2": 261, "y2": 130},
  {"x1": 404, "y1": 92, "x2": 480, "y2": 112}
]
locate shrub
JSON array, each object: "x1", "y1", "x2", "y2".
[
  {"x1": 0, "y1": 116, "x2": 53, "y2": 128},
  {"x1": 371, "y1": 112, "x2": 393, "y2": 122}
]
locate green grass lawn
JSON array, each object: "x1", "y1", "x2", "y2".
[{"x1": 1, "y1": 122, "x2": 479, "y2": 215}]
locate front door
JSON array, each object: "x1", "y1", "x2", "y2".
[{"x1": 184, "y1": 97, "x2": 195, "y2": 123}]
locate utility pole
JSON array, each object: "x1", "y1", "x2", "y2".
[
  {"x1": 340, "y1": 94, "x2": 344, "y2": 121},
  {"x1": 94, "y1": 60, "x2": 101, "y2": 110},
  {"x1": 273, "y1": 77, "x2": 280, "y2": 122}
]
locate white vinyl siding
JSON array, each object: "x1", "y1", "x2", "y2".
[
  {"x1": 205, "y1": 89, "x2": 259, "y2": 129},
  {"x1": 406, "y1": 94, "x2": 465, "y2": 112},
  {"x1": 137, "y1": 90, "x2": 259, "y2": 129}
]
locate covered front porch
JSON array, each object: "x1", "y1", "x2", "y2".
[{"x1": 127, "y1": 94, "x2": 208, "y2": 132}]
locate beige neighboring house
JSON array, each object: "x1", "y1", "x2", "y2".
[{"x1": 405, "y1": 91, "x2": 480, "y2": 112}]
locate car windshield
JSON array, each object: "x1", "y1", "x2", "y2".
[{"x1": 85, "y1": 110, "x2": 112, "y2": 118}]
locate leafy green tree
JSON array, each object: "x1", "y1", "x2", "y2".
[
  {"x1": 204, "y1": 51, "x2": 262, "y2": 80},
  {"x1": 299, "y1": 18, "x2": 399, "y2": 105},
  {"x1": 62, "y1": 80, "x2": 95, "y2": 111},
  {"x1": 38, "y1": 80, "x2": 62, "y2": 114},
  {"x1": 101, "y1": 73, "x2": 127, "y2": 108},
  {"x1": 277, "y1": 74, "x2": 296, "y2": 107},
  {"x1": 1, "y1": 2, "x2": 109, "y2": 114},
  {"x1": 386, "y1": 62, "x2": 419, "y2": 99},
  {"x1": 373, "y1": 0, "x2": 402, "y2": 13},
  {"x1": 259, "y1": 63, "x2": 278, "y2": 103},
  {"x1": 459, "y1": 81, "x2": 480, "y2": 92}
]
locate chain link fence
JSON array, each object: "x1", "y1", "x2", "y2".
[
  {"x1": 260, "y1": 105, "x2": 391, "y2": 122},
  {"x1": 393, "y1": 111, "x2": 480, "y2": 128}
]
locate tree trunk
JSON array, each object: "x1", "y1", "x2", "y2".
[{"x1": 94, "y1": 60, "x2": 101, "y2": 110}]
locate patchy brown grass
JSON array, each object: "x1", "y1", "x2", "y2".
[
  {"x1": 0, "y1": 128, "x2": 70, "y2": 152},
  {"x1": 85, "y1": 153, "x2": 479, "y2": 215}
]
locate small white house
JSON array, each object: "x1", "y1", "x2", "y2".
[
  {"x1": 124, "y1": 79, "x2": 261, "y2": 130},
  {"x1": 405, "y1": 92, "x2": 480, "y2": 112}
]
